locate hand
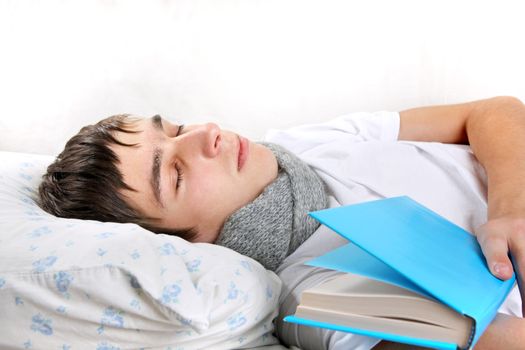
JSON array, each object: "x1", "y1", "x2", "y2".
[{"x1": 475, "y1": 216, "x2": 525, "y2": 317}]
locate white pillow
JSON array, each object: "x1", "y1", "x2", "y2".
[{"x1": 0, "y1": 151, "x2": 281, "y2": 349}]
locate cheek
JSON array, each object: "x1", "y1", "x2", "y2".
[{"x1": 188, "y1": 172, "x2": 229, "y2": 204}]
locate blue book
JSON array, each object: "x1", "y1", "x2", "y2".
[{"x1": 284, "y1": 196, "x2": 515, "y2": 349}]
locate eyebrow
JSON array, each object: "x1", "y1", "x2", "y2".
[
  {"x1": 152, "y1": 114, "x2": 164, "y2": 131},
  {"x1": 150, "y1": 115, "x2": 164, "y2": 207}
]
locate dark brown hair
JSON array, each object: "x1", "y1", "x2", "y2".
[{"x1": 38, "y1": 114, "x2": 197, "y2": 241}]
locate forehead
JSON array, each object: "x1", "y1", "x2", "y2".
[
  {"x1": 116, "y1": 117, "x2": 149, "y2": 143},
  {"x1": 116, "y1": 115, "x2": 173, "y2": 143}
]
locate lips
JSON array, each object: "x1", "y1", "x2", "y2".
[{"x1": 237, "y1": 135, "x2": 249, "y2": 171}]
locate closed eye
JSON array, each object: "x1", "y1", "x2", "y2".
[
  {"x1": 174, "y1": 124, "x2": 185, "y2": 190},
  {"x1": 176, "y1": 124, "x2": 185, "y2": 136},
  {"x1": 174, "y1": 162, "x2": 184, "y2": 189}
]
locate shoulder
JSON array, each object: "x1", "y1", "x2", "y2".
[{"x1": 264, "y1": 111, "x2": 400, "y2": 154}]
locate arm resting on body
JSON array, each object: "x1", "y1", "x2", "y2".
[
  {"x1": 373, "y1": 96, "x2": 525, "y2": 349},
  {"x1": 398, "y1": 96, "x2": 525, "y2": 314}
]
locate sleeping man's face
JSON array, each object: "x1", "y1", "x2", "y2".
[{"x1": 111, "y1": 116, "x2": 278, "y2": 243}]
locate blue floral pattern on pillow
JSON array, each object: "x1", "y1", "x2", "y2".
[
  {"x1": 31, "y1": 314, "x2": 53, "y2": 336},
  {"x1": 0, "y1": 151, "x2": 281, "y2": 349}
]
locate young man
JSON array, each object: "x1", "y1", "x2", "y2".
[{"x1": 39, "y1": 96, "x2": 525, "y2": 349}]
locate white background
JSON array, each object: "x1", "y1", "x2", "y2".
[{"x1": 1, "y1": 0, "x2": 524, "y2": 155}]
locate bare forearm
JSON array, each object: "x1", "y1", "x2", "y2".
[
  {"x1": 466, "y1": 97, "x2": 525, "y2": 314},
  {"x1": 466, "y1": 96, "x2": 525, "y2": 219},
  {"x1": 475, "y1": 313, "x2": 525, "y2": 349}
]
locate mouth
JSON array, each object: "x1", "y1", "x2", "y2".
[{"x1": 237, "y1": 135, "x2": 249, "y2": 171}]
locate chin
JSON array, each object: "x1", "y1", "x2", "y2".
[{"x1": 257, "y1": 145, "x2": 279, "y2": 184}]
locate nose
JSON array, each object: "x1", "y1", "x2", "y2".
[
  {"x1": 200, "y1": 122, "x2": 221, "y2": 158},
  {"x1": 175, "y1": 122, "x2": 221, "y2": 158}
]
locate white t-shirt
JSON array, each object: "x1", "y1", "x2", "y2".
[{"x1": 264, "y1": 111, "x2": 522, "y2": 350}]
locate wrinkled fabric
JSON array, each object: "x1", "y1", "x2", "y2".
[
  {"x1": 0, "y1": 151, "x2": 282, "y2": 350},
  {"x1": 215, "y1": 142, "x2": 328, "y2": 271}
]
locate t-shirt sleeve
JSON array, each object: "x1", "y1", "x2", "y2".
[{"x1": 263, "y1": 111, "x2": 400, "y2": 155}]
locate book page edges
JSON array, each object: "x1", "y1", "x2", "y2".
[
  {"x1": 309, "y1": 197, "x2": 515, "y2": 321},
  {"x1": 308, "y1": 207, "x2": 462, "y2": 312},
  {"x1": 300, "y1": 290, "x2": 468, "y2": 330},
  {"x1": 284, "y1": 315, "x2": 459, "y2": 350}
]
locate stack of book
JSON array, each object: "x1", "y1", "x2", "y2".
[{"x1": 285, "y1": 196, "x2": 516, "y2": 350}]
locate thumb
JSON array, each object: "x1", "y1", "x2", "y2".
[{"x1": 475, "y1": 229, "x2": 514, "y2": 280}]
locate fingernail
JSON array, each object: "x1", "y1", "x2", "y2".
[{"x1": 494, "y1": 263, "x2": 510, "y2": 276}]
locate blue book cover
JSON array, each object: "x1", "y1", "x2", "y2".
[{"x1": 284, "y1": 196, "x2": 516, "y2": 349}]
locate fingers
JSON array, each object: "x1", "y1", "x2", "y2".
[
  {"x1": 477, "y1": 219, "x2": 525, "y2": 317},
  {"x1": 476, "y1": 218, "x2": 525, "y2": 318},
  {"x1": 475, "y1": 226, "x2": 514, "y2": 280}
]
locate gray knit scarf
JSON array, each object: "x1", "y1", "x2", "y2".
[{"x1": 214, "y1": 142, "x2": 328, "y2": 271}]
